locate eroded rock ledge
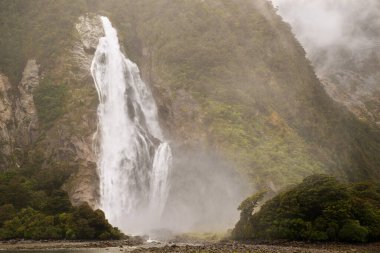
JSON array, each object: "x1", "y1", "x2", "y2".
[
  {"x1": 0, "y1": 59, "x2": 40, "y2": 169},
  {"x1": 63, "y1": 14, "x2": 104, "y2": 208}
]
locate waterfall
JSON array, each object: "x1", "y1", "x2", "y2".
[{"x1": 91, "y1": 16, "x2": 172, "y2": 234}]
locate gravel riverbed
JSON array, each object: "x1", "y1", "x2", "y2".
[{"x1": 1, "y1": 240, "x2": 379, "y2": 253}]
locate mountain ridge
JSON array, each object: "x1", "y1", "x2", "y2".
[{"x1": 0, "y1": 0, "x2": 378, "y2": 209}]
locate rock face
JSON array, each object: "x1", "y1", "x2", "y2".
[
  {"x1": 62, "y1": 136, "x2": 99, "y2": 208},
  {"x1": 76, "y1": 15, "x2": 104, "y2": 54},
  {"x1": 272, "y1": 0, "x2": 380, "y2": 128},
  {"x1": 15, "y1": 59, "x2": 40, "y2": 147},
  {"x1": 0, "y1": 59, "x2": 40, "y2": 169},
  {"x1": 62, "y1": 14, "x2": 104, "y2": 208},
  {"x1": 0, "y1": 14, "x2": 104, "y2": 207},
  {"x1": 73, "y1": 14, "x2": 104, "y2": 79},
  {"x1": 321, "y1": 69, "x2": 380, "y2": 127},
  {"x1": 0, "y1": 74, "x2": 15, "y2": 168}
]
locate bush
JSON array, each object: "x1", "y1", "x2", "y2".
[
  {"x1": 338, "y1": 220, "x2": 369, "y2": 243},
  {"x1": 233, "y1": 175, "x2": 380, "y2": 242},
  {"x1": 70, "y1": 203, "x2": 123, "y2": 240},
  {"x1": 0, "y1": 175, "x2": 31, "y2": 208},
  {"x1": 44, "y1": 190, "x2": 72, "y2": 214},
  {"x1": 0, "y1": 170, "x2": 123, "y2": 240},
  {"x1": 0, "y1": 204, "x2": 16, "y2": 226}
]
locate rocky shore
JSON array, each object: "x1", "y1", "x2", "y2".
[
  {"x1": 132, "y1": 241, "x2": 380, "y2": 253},
  {"x1": 1, "y1": 240, "x2": 380, "y2": 253},
  {"x1": 0, "y1": 237, "x2": 143, "y2": 250}
]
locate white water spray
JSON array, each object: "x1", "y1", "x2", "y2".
[{"x1": 91, "y1": 16, "x2": 172, "y2": 234}]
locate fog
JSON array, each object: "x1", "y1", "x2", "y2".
[
  {"x1": 272, "y1": 0, "x2": 380, "y2": 50},
  {"x1": 148, "y1": 146, "x2": 250, "y2": 239},
  {"x1": 271, "y1": 0, "x2": 380, "y2": 120},
  {"x1": 271, "y1": 0, "x2": 380, "y2": 78}
]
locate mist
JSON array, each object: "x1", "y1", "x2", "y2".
[
  {"x1": 271, "y1": 0, "x2": 380, "y2": 61},
  {"x1": 270, "y1": 0, "x2": 380, "y2": 122},
  {"x1": 147, "y1": 146, "x2": 250, "y2": 239}
]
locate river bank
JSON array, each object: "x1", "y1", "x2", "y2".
[
  {"x1": 0, "y1": 237, "x2": 143, "y2": 250},
  {"x1": 1, "y1": 240, "x2": 380, "y2": 253},
  {"x1": 132, "y1": 241, "x2": 380, "y2": 253}
]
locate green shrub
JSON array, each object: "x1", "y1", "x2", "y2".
[
  {"x1": 0, "y1": 170, "x2": 123, "y2": 240},
  {"x1": 309, "y1": 231, "x2": 328, "y2": 241},
  {"x1": 0, "y1": 204, "x2": 16, "y2": 226},
  {"x1": 44, "y1": 190, "x2": 72, "y2": 214},
  {"x1": 338, "y1": 220, "x2": 369, "y2": 243},
  {"x1": 233, "y1": 175, "x2": 380, "y2": 242},
  {"x1": 70, "y1": 203, "x2": 122, "y2": 240}
]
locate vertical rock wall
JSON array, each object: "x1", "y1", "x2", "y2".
[
  {"x1": 62, "y1": 14, "x2": 104, "y2": 208},
  {"x1": 0, "y1": 59, "x2": 40, "y2": 169},
  {"x1": 15, "y1": 59, "x2": 40, "y2": 147}
]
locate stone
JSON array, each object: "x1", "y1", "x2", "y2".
[
  {"x1": 14, "y1": 59, "x2": 40, "y2": 147},
  {"x1": 72, "y1": 14, "x2": 104, "y2": 80},
  {"x1": 0, "y1": 74, "x2": 14, "y2": 168}
]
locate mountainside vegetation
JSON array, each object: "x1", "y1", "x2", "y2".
[
  {"x1": 98, "y1": 0, "x2": 380, "y2": 189},
  {"x1": 0, "y1": 0, "x2": 379, "y2": 240},
  {"x1": 233, "y1": 175, "x2": 380, "y2": 243},
  {"x1": 273, "y1": 0, "x2": 380, "y2": 126},
  {"x1": 0, "y1": 169, "x2": 122, "y2": 240}
]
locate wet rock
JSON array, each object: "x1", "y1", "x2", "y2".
[
  {"x1": 0, "y1": 60, "x2": 40, "y2": 169},
  {"x1": 14, "y1": 59, "x2": 40, "y2": 147},
  {"x1": 59, "y1": 14, "x2": 105, "y2": 207},
  {"x1": 0, "y1": 74, "x2": 15, "y2": 167},
  {"x1": 72, "y1": 14, "x2": 104, "y2": 80},
  {"x1": 76, "y1": 14, "x2": 104, "y2": 54},
  {"x1": 62, "y1": 136, "x2": 99, "y2": 208}
]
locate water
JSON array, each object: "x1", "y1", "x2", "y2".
[
  {"x1": 0, "y1": 250, "x2": 123, "y2": 253},
  {"x1": 91, "y1": 16, "x2": 172, "y2": 234}
]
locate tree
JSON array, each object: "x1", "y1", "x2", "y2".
[{"x1": 232, "y1": 175, "x2": 380, "y2": 242}]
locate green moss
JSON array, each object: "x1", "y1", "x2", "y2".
[{"x1": 34, "y1": 79, "x2": 67, "y2": 128}]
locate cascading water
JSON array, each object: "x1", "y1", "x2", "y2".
[{"x1": 91, "y1": 16, "x2": 172, "y2": 234}]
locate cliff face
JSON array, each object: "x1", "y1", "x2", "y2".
[
  {"x1": 0, "y1": 1, "x2": 102, "y2": 207},
  {"x1": 318, "y1": 53, "x2": 380, "y2": 128},
  {"x1": 0, "y1": 59, "x2": 40, "y2": 169},
  {"x1": 0, "y1": 74, "x2": 14, "y2": 167},
  {"x1": 0, "y1": 0, "x2": 379, "y2": 208},
  {"x1": 15, "y1": 59, "x2": 40, "y2": 147},
  {"x1": 35, "y1": 14, "x2": 105, "y2": 208}
]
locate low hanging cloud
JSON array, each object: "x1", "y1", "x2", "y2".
[
  {"x1": 270, "y1": 0, "x2": 380, "y2": 122},
  {"x1": 271, "y1": 0, "x2": 380, "y2": 77}
]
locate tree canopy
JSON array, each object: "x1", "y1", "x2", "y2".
[{"x1": 233, "y1": 175, "x2": 380, "y2": 243}]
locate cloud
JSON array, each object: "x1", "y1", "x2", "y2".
[
  {"x1": 270, "y1": 0, "x2": 380, "y2": 121},
  {"x1": 271, "y1": 0, "x2": 380, "y2": 69}
]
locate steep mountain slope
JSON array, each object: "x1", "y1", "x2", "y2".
[
  {"x1": 272, "y1": 0, "x2": 380, "y2": 127},
  {"x1": 103, "y1": 0, "x2": 380, "y2": 187},
  {"x1": 0, "y1": 0, "x2": 379, "y2": 210},
  {"x1": 0, "y1": 0, "x2": 100, "y2": 206}
]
